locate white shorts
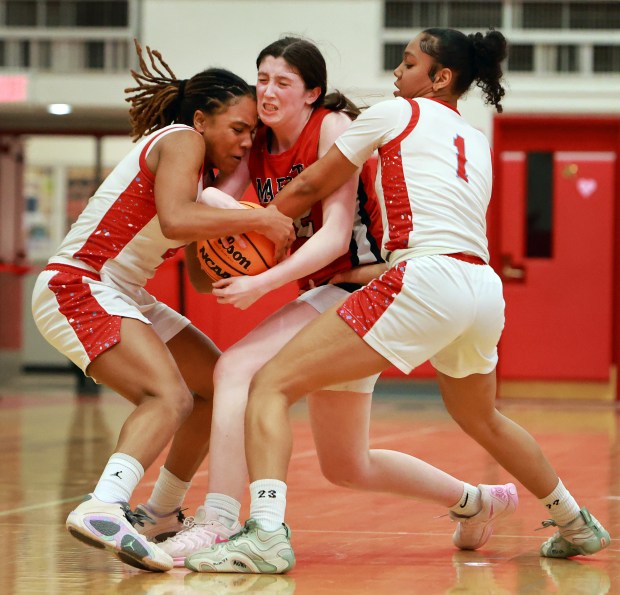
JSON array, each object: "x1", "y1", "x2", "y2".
[
  {"x1": 32, "y1": 264, "x2": 190, "y2": 374},
  {"x1": 297, "y1": 284, "x2": 381, "y2": 393},
  {"x1": 337, "y1": 255, "x2": 505, "y2": 378}
]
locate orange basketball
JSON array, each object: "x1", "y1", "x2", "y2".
[{"x1": 196, "y1": 201, "x2": 276, "y2": 281}]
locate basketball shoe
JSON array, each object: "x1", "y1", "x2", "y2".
[
  {"x1": 451, "y1": 483, "x2": 518, "y2": 550},
  {"x1": 134, "y1": 503, "x2": 186, "y2": 542},
  {"x1": 539, "y1": 508, "x2": 610, "y2": 558},
  {"x1": 158, "y1": 505, "x2": 241, "y2": 567},
  {"x1": 184, "y1": 518, "x2": 296, "y2": 574},
  {"x1": 66, "y1": 493, "x2": 173, "y2": 571}
]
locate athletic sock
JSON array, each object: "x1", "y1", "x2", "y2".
[
  {"x1": 449, "y1": 483, "x2": 482, "y2": 517},
  {"x1": 204, "y1": 493, "x2": 241, "y2": 528},
  {"x1": 249, "y1": 479, "x2": 287, "y2": 531},
  {"x1": 94, "y1": 452, "x2": 144, "y2": 504},
  {"x1": 540, "y1": 479, "x2": 581, "y2": 526},
  {"x1": 146, "y1": 466, "x2": 191, "y2": 515}
]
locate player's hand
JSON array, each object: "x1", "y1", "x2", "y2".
[
  {"x1": 258, "y1": 205, "x2": 294, "y2": 262},
  {"x1": 328, "y1": 263, "x2": 388, "y2": 286},
  {"x1": 212, "y1": 275, "x2": 272, "y2": 310}
]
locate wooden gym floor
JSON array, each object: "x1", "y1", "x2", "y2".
[{"x1": 0, "y1": 373, "x2": 618, "y2": 594}]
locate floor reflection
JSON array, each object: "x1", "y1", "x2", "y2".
[{"x1": 0, "y1": 374, "x2": 618, "y2": 594}]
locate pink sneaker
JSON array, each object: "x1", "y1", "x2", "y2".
[
  {"x1": 451, "y1": 483, "x2": 518, "y2": 550},
  {"x1": 157, "y1": 506, "x2": 241, "y2": 567}
]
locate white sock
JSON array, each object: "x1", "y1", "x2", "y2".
[
  {"x1": 540, "y1": 479, "x2": 581, "y2": 526},
  {"x1": 204, "y1": 493, "x2": 241, "y2": 528},
  {"x1": 146, "y1": 466, "x2": 191, "y2": 515},
  {"x1": 449, "y1": 483, "x2": 482, "y2": 517},
  {"x1": 249, "y1": 479, "x2": 287, "y2": 531},
  {"x1": 94, "y1": 453, "x2": 144, "y2": 504}
]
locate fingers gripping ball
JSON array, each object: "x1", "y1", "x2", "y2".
[{"x1": 197, "y1": 202, "x2": 276, "y2": 281}]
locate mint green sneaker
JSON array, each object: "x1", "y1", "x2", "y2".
[
  {"x1": 540, "y1": 508, "x2": 611, "y2": 558},
  {"x1": 184, "y1": 519, "x2": 296, "y2": 574}
]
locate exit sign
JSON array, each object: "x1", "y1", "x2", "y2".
[{"x1": 0, "y1": 75, "x2": 28, "y2": 102}]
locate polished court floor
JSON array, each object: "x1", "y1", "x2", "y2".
[{"x1": 0, "y1": 373, "x2": 618, "y2": 594}]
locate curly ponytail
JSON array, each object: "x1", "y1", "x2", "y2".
[
  {"x1": 420, "y1": 28, "x2": 507, "y2": 113},
  {"x1": 469, "y1": 30, "x2": 507, "y2": 113}
]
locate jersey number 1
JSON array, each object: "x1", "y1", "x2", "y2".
[{"x1": 454, "y1": 135, "x2": 469, "y2": 182}]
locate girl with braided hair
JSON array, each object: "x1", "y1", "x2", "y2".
[
  {"x1": 186, "y1": 28, "x2": 610, "y2": 574},
  {"x1": 31, "y1": 40, "x2": 293, "y2": 572}
]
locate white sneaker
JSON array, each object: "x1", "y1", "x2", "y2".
[
  {"x1": 184, "y1": 518, "x2": 295, "y2": 574},
  {"x1": 134, "y1": 503, "x2": 186, "y2": 542},
  {"x1": 158, "y1": 505, "x2": 241, "y2": 567},
  {"x1": 66, "y1": 493, "x2": 173, "y2": 572},
  {"x1": 539, "y1": 508, "x2": 611, "y2": 558},
  {"x1": 451, "y1": 483, "x2": 518, "y2": 550}
]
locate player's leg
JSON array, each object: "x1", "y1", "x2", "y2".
[
  {"x1": 158, "y1": 299, "x2": 320, "y2": 565},
  {"x1": 308, "y1": 389, "x2": 464, "y2": 505},
  {"x1": 185, "y1": 307, "x2": 394, "y2": 573},
  {"x1": 437, "y1": 369, "x2": 610, "y2": 557},
  {"x1": 68, "y1": 317, "x2": 196, "y2": 571},
  {"x1": 135, "y1": 324, "x2": 220, "y2": 543}
]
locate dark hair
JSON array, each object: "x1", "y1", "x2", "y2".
[
  {"x1": 256, "y1": 36, "x2": 360, "y2": 119},
  {"x1": 419, "y1": 28, "x2": 507, "y2": 113},
  {"x1": 125, "y1": 39, "x2": 255, "y2": 140}
]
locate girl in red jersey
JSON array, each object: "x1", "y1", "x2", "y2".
[
  {"x1": 31, "y1": 40, "x2": 292, "y2": 572},
  {"x1": 186, "y1": 29, "x2": 609, "y2": 574},
  {"x1": 148, "y1": 37, "x2": 388, "y2": 565}
]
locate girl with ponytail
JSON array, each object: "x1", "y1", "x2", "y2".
[{"x1": 185, "y1": 28, "x2": 610, "y2": 574}]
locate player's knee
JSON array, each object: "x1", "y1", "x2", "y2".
[
  {"x1": 213, "y1": 348, "x2": 258, "y2": 387},
  {"x1": 319, "y1": 458, "x2": 366, "y2": 488},
  {"x1": 157, "y1": 385, "x2": 195, "y2": 424}
]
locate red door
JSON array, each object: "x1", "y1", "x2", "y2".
[{"x1": 499, "y1": 151, "x2": 615, "y2": 380}]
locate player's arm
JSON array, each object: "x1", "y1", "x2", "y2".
[
  {"x1": 184, "y1": 242, "x2": 214, "y2": 293},
  {"x1": 329, "y1": 262, "x2": 388, "y2": 286},
  {"x1": 212, "y1": 113, "x2": 359, "y2": 309},
  {"x1": 213, "y1": 153, "x2": 252, "y2": 199},
  {"x1": 152, "y1": 130, "x2": 292, "y2": 248},
  {"x1": 271, "y1": 145, "x2": 358, "y2": 221}
]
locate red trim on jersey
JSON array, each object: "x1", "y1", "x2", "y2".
[
  {"x1": 446, "y1": 252, "x2": 486, "y2": 265},
  {"x1": 379, "y1": 99, "x2": 420, "y2": 252},
  {"x1": 72, "y1": 125, "x2": 199, "y2": 272},
  {"x1": 47, "y1": 269, "x2": 121, "y2": 361},
  {"x1": 337, "y1": 262, "x2": 407, "y2": 338},
  {"x1": 44, "y1": 263, "x2": 100, "y2": 280}
]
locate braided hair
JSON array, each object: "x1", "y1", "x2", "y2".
[
  {"x1": 420, "y1": 28, "x2": 507, "y2": 113},
  {"x1": 125, "y1": 39, "x2": 255, "y2": 141}
]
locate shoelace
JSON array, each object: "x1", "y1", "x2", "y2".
[
  {"x1": 536, "y1": 519, "x2": 558, "y2": 531},
  {"x1": 536, "y1": 517, "x2": 595, "y2": 542},
  {"x1": 122, "y1": 503, "x2": 152, "y2": 528},
  {"x1": 228, "y1": 521, "x2": 252, "y2": 541}
]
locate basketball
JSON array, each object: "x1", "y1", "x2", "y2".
[{"x1": 196, "y1": 201, "x2": 276, "y2": 281}]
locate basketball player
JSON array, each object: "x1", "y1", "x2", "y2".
[
  {"x1": 150, "y1": 36, "x2": 513, "y2": 568},
  {"x1": 31, "y1": 40, "x2": 292, "y2": 572},
  {"x1": 186, "y1": 29, "x2": 610, "y2": 573}
]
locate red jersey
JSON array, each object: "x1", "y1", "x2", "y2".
[{"x1": 249, "y1": 107, "x2": 383, "y2": 290}]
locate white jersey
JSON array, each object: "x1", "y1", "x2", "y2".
[
  {"x1": 49, "y1": 124, "x2": 205, "y2": 290},
  {"x1": 336, "y1": 97, "x2": 492, "y2": 265}
]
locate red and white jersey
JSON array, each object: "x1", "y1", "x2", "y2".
[
  {"x1": 49, "y1": 124, "x2": 206, "y2": 290},
  {"x1": 336, "y1": 97, "x2": 492, "y2": 264},
  {"x1": 249, "y1": 107, "x2": 383, "y2": 290}
]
